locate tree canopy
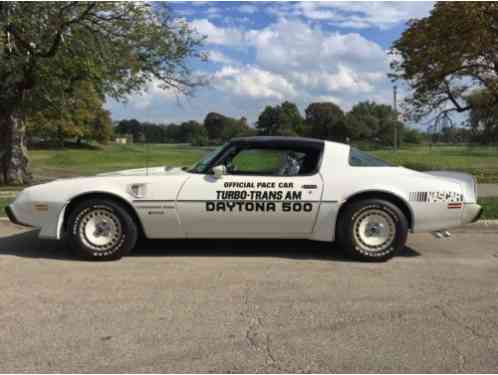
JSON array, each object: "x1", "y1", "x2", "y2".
[
  {"x1": 256, "y1": 101, "x2": 303, "y2": 136},
  {"x1": 204, "y1": 112, "x2": 254, "y2": 143},
  {"x1": 466, "y1": 89, "x2": 498, "y2": 144},
  {"x1": 391, "y1": 2, "x2": 498, "y2": 122},
  {"x1": 304, "y1": 102, "x2": 347, "y2": 141},
  {"x1": 0, "y1": 2, "x2": 205, "y2": 184},
  {"x1": 346, "y1": 101, "x2": 403, "y2": 146}
]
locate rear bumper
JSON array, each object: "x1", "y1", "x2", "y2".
[
  {"x1": 462, "y1": 203, "x2": 482, "y2": 224},
  {"x1": 4, "y1": 205, "x2": 32, "y2": 227}
]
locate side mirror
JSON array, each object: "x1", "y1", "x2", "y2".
[{"x1": 212, "y1": 165, "x2": 226, "y2": 178}]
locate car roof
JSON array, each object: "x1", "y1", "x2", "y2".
[
  {"x1": 229, "y1": 136, "x2": 351, "y2": 152},
  {"x1": 230, "y1": 136, "x2": 325, "y2": 150}
]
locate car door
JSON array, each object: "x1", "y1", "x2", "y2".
[{"x1": 176, "y1": 147, "x2": 324, "y2": 238}]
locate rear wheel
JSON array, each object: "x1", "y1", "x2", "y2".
[
  {"x1": 337, "y1": 199, "x2": 408, "y2": 261},
  {"x1": 66, "y1": 198, "x2": 138, "y2": 260}
]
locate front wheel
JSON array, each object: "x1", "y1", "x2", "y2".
[
  {"x1": 336, "y1": 199, "x2": 408, "y2": 262},
  {"x1": 66, "y1": 198, "x2": 138, "y2": 260}
]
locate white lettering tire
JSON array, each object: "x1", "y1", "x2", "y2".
[
  {"x1": 336, "y1": 199, "x2": 408, "y2": 262},
  {"x1": 66, "y1": 198, "x2": 138, "y2": 261}
]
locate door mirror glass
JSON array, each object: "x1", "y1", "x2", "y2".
[{"x1": 212, "y1": 164, "x2": 226, "y2": 178}]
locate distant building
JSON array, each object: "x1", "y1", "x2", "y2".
[{"x1": 115, "y1": 134, "x2": 133, "y2": 144}]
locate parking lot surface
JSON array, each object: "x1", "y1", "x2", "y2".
[{"x1": 0, "y1": 222, "x2": 497, "y2": 372}]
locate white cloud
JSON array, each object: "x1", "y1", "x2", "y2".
[
  {"x1": 212, "y1": 65, "x2": 296, "y2": 100},
  {"x1": 207, "y1": 50, "x2": 236, "y2": 65},
  {"x1": 191, "y1": 19, "x2": 244, "y2": 45},
  {"x1": 200, "y1": 18, "x2": 391, "y2": 114},
  {"x1": 111, "y1": 4, "x2": 427, "y2": 124},
  {"x1": 294, "y1": 2, "x2": 434, "y2": 30},
  {"x1": 238, "y1": 4, "x2": 258, "y2": 14},
  {"x1": 246, "y1": 19, "x2": 388, "y2": 72}
]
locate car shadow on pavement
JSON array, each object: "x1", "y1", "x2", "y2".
[
  {"x1": 132, "y1": 238, "x2": 420, "y2": 262},
  {"x1": 0, "y1": 228, "x2": 421, "y2": 262}
]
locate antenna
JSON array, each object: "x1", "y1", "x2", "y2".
[
  {"x1": 145, "y1": 132, "x2": 149, "y2": 176},
  {"x1": 393, "y1": 85, "x2": 398, "y2": 151}
]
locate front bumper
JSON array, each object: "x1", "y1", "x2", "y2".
[
  {"x1": 4, "y1": 205, "x2": 32, "y2": 227},
  {"x1": 462, "y1": 203, "x2": 482, "y2": 224}
]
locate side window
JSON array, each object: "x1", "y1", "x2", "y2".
[
  {"x1": 225, "y1": 148, "x2": 316, "y2": 176},
  {"x1": 230, "y1": 149, "x2": 286, "y2": 175}
]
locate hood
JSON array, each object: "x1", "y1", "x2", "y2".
[
  {"x1": 97, "y1": 166, "x2": 188, "y2": 177},
  {"x1": 424, "y1": 170, "x2": 477, "y2": 202}
]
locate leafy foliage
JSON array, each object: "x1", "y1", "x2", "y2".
[
  {"x1": 466, "y1": 89, "x2": 498, "y2": 144},
  {"x1": 0, "y1": 2, "x2": 205, "y2": 184},
  {"x1": 204, "y1": 112, "x2": 255, "y2": 143},
  {"x1": 345, "y1": 101, "x2": 403, "y2": 145},
  {"x1": 26, "y1": 81, "x2": 113, "y2": 145},
  {"x1": 256, "y1": 101, "x2": 303, "y2": 136},
  {"x1": 391, "y1": 2, "x2": 498, "y2": 122},
  {"x1": 304, "y1": 102, "x2": 347, "y2": 141}
]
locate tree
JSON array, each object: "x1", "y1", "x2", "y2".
[
  {"x1": 466, "y1": 89, "x2": 498, "y2": 144},
  {"x1": 115, "y1": 119, "x2": 143, "y2": 143},
  {"x1": 390, "y1": 3, "x2": 498, "y2": 123},
  {"x1": 0, "y1": 2, "x2": 204, "y2": 184},
  {"x1": 191, "y1": 125, "x2": 209, "y2": 146},
  {"x1": 256, "y1": 101, "x2": 303, "y2": 136},
  {"x1": 204, "y1": 112, "x2": 226, "y2": 141},
  {"x1": 304, "y1": 102, "x2": 347, "y2": 141},
  {"x1": 402, "y1": 128, "x2": 424, "y2": 144},
  {"x1": 178, "y1": 120, "x2": 203, "y2": 144},
  {"x1": 92, "y1": 109, "x2": 113, "y2": 145},
  {"x1": 26, "y1": 81, "x2": 113, "y2": 146},
  {"x1": 204, "y1": 112, "x2": 254, "y2": 143},
  {"x1": 345, "y1": 101, "x2": 403, "y2": 146},
  {"x1": 164, "y1": 123, "x2": 183, "y2": 143}
]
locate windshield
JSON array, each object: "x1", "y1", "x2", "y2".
[
  {"x1": 187, "y1": 145, "x2": 226, "y2": 173},
  {"x1": 349, "y1": 147, "x2": 393, "y2": 167}
]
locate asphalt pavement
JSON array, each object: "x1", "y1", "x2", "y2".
[{"x1": 0, "y1": 221, "x2": 497, "y2": 372}]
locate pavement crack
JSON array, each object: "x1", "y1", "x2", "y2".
[
  {"x1": 435, "y1": 305, "x2": 489, "y2": 340},
  {"x1": 265, "y1": 333, "x2": 277, "y2": 365},
  {"x1": 241, "y1": 285, "x2": 281, "y2": 370}
]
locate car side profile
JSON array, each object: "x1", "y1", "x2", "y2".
[{"x1": 5, "y1": 137, "x2": 482, "y2": 261}]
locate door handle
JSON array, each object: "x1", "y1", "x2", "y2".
[{"x1": 302, "y1": 184, "x2": 317, "y2": 189}]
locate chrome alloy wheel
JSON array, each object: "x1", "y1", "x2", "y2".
[
  {"x1": 353, "y1": 209, "x2": 396, "y2": 252},
  {"x1": 78, "y1": 208, "x2": 123, "y2": 252}
]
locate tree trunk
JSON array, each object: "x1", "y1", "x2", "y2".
[{"x1": 0, "y1": 112, "x2": 32, "y2": 185}]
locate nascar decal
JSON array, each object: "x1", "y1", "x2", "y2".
[
  {"x1": 409, "y1": 191, "x2": 463, "y2": 203},
  {"x1": 206, "y1": 180, "x2": 314, "y2": 213}
]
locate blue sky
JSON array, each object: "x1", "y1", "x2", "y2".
[{"x1": 107, "y1": 1, "x2": 434, "y2": 125}]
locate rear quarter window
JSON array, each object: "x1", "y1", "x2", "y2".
[{"x1": 349, "y1": 148, "x2": 392, "y2": 167}]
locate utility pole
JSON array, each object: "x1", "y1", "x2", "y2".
[{"x1": 393, "y1": 85, "x2": 398, "y2": 151}]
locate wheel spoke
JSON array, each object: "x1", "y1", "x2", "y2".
[
  {"x1": 79, "y1": 208, "x2": 122, "y2": 252},
  {"x1": 353, "y1": 209, "x2": 395, "y2": 252}
]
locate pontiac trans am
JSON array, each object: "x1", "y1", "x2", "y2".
[{"x1": 5, "y1": 137, "x2": 482, "y2": 261}]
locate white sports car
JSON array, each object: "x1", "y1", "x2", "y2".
[{"x1": 5, "y1": 137, "x2": 482, "y2": 261}]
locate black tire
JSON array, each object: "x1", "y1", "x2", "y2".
[
  {"x1": 66, "y1": 198, "x2": 138, "y2": 260},
  {"x1": 336, "y1": 199, "x2": 408, "y2": 262}
]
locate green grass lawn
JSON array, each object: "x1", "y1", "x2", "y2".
[
  {"x1": 479, "y1": 197, "x2": 498, "y2": 220},
  {"x1": 7, "y1": 142, "x2": 498, "y2": 185},
  {"x1": 371, "y1": 145, "x2": 498, "y2": 183},
  {"x1": 30, "y1": 143, "x2": 214, "y2": 179},
  {"x1": 0, "y1": 197, "x2": 14, "y2": 215}
]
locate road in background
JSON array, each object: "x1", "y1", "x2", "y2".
[{"x1": 0, "y1": 223, "x2": 497, "y2": 372}]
